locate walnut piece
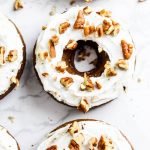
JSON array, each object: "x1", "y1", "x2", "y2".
[
  {"x1": 0, "y1": 46, "x2": 5, "y2": 65},
  {"x1": 56, "y1": 61, "x2": 67, "y2": 73},
  {"x1": 74, "y1": 10, "x2": 85, "y2": 29},
  {"x1": 46, "y1": 145, "x2": 57, "y2": 150},
  {"x1": 97, "y1": 9, "x2": 112, "y2": 17},
  {"x1": 51, "y1": 35, "x2": 59, "y2": 45},
  {"x1": 7, "y1": 50, "x2": 18, "y2": 62},
  {"x1": 96, "y1": 25, "x2": 104, "y2": 37},
  {"x1": 98, "y1": 135, "x2": 115, "y2": 150},
  {"x1": 89, "y1": 137, "x2": 98, "y2": 150},
  {"x1": 59, "y1": 22, "x2": 70, "y2": 34},
  {"x1": 78, "y1": 99, "x2": 90, "y2": 113},
  {"x1": 60, "y1": 77, "x2": 74, "y2": 88},
  {"x1": 49, "y1": 40, "x2": 56, "y2": 58},
  {"x1": 69, "y1": 139, "x2": 80, "y2": 150},
  {"x1": 10, "y1": 76, "x2": 19, "y2": 87},
  {"x1": 121, "y1": 40, "x2": 133, "y2": 59},
  {"x1": 68, "y1": 121, "x2": 80, "y2": 136},
  {"x1": 83, "y1": 6, "x2": 92, "y2": 15},
  {"x1": 84, "y1": 24, "x2": 95, "y2": 36},
  {"x1": 116, "y1": 59, "x2": 128, "y2": 70},
  {"x1": 14, "y1": 0, "x2": 23, "y2": 10},
  {"x1": 66, "y1": 40, "x2": 78, "y2": 50},
  {"x1": 42, "y1": 72, "x2": 49, "y2": 77}
]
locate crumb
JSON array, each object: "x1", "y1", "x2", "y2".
[
  {"x1": 49, "y1": 6, "x2": 56, "y2": 16},
  {"x1": 8, "y1": 116, "x2": 15, "y2": 123}
]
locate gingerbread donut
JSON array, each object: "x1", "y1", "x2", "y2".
[
  {"x1": 0, "y1": 125, "x2": 20, "y2": 150},
  {"x1": 34, "y1": 7, "x2": 135, "y2": 112},
  {"x1": 38, "y1": 119, "x2": 133, "y2": 150},
  {"x1": 0, "y1": 13, "x2": 26, "y2": 100}
]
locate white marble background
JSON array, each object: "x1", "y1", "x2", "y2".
[{"x1": 0, "y1": 0, "x2": 149, "y2": 149}]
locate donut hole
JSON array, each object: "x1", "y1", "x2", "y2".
[{"x1": 62, "y1": 40, "x2": 110, "y2": 77}]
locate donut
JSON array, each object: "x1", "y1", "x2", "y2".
[
  {"x1": 0, "y1": 13, "x2": 26, "y2": 100},
  {"x1": 38, "y1": 119, "x2": 133, "y2": 150},
  {"x1": 34, "y1": 6, "x2": 135, "y2": 112},
  {"x1": 0, "y1": 125, "x2": 20, "y2": 150}
]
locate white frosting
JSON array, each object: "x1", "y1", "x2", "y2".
[
  {"x1": 38, "y1": 120, "x2": 132, "y2": 150},
  {"x1": 35, "y1": 7, "x2": 135, "y2": 109},
  {"x1": 0, "y1": 13, "x2": 24, "y2": 95},
  {"x1": 0, "y1": 125, "x2": 18, "y2": 150}
]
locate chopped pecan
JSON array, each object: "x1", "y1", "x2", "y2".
[
  {"x1": 97, "y1": 9, "x2": 112, "y2": 17},
  {"x1": 96, "y1": 25, "x2": 104, "y2": 37},
  {"x1": 111, "y1": 20, "x2": 120, "y2": 36},
  {"x1": 60, "y1": 77, "x2": 73, "y2": 88},
  {"x1": 49, "y1": 40, "x2": 56, "y2": 58},
  {"x1": 56, "y1": 61, "x2": 67, "y2": 73},
  {"x1": 78, "y1": 99, "x2": 90, "y2": 113},
  {"x1": 42, "y1": 72, "x2": 49, "y2": 77},
  {"x1": 46, "y1": 145, "x2": 57, "y2": 150},
  {"x1": 59, "y1": 22, "x2": 70, "y2": 34},
  {"x1": 80, "y1": 73, "x2": 94, "y2": 91},
  {"x1": 121, "y1": 40, "x2": 133, "y2": 59},
  {"x1": 0, "y1": 46, "x2": 5, "y2": 65},
  {"x1": 68, "y1": 121, "x2": 80, "y2": 136},
  {"x1": 7, "y1": 50, "x2": 18, "y2": 62},
  {"x1": 74, "y1": 10, "x2": 85, "y2": 29},
  {"x1": 66, "y1": 40, "x2": 78, "y2": 50},
  {"x1": 84, "y1": 24, "x2": 95, "y2": 36},
  {"x1": 38, "y1": 51, "x2": 50, "y2": 61},
  {"x1": 116, "y1": 59, "x2": 128, "y2": 70},
  {"x1": 51, "y1": 35, "x2": 59, "y2": 45},
  {"x1": 69, "y1": 139, "x2": 80, "y2": 150},
  {"x1": 89, "y1": 137, "x2": 98, "y2": 150},
  {"x1": 98, "y1": 135, "x2": 115, "y2": 150},
  {"x1": 10, "y1": 76, "x2": 19, "y2": 87},
  {"x1": 14, "y1": 0, "x2": 23, "y2": 10},
  {"x1": 95, "y1": 81, "x2": 102, "y2": 89},
  {"x1": 83, "y1": 6, "x2": 92, "y2": 15}
]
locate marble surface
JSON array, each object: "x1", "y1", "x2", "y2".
[{"x1": 0, "y1": 0, "x2": 149, "y2": 149}]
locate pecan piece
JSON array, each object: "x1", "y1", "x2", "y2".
[
  {"x1": 59, "y1": 22, "x2": 70, "y2": 34},
  {"x1": 56, "y1": 61, "x2": 67, "y2": 73},
  {"x1": 121, "y1": 40, "x2": 133, "y2": 59},
  {"x1": 68, "y1": 121, "x2": 80, "y2": 136},
  {"x1": 51, "y1": 35, "x2": 59, "y2": 45},
  {"x1": 69, "y1": 139, "x2": 80, "y2": 150},
  {"x1": 66, "y1": 40, "x2": 78, "y2": 50},
  {"x1": 83, "y1": 6, "x2": 92, "y2": 15},
  {"x1": 7, "y1": 50, "x2": 18, "y2": 62},
  {"x1": 42, "y1": 72, "x2": 49, "y2": 77},
  {"x1": 0, "y1": 46, "x2": 5, "y2": 65},
  {"x1": 38, "y1": 51, "x2": 50, "y2": 61},
  {"x1": 49, "y1": 40, "x2": 56, "y2": 58},
  {"x1": 98, "y1": 135, "x2": 115, "y2": 150},
  {"x1": 46, "y1": 145, "x2": 57, "y2": 150},
  {"x1": 14, "y1": 0, "x2": 23, "y2": 10},
  {"x1": 116, "y1": 59, "x2": 128, "y2": 70},
  {"x1": 97, "y1": 9, "x2": 112, "y2": 17},
  {"x1": 89, "y1": 137, "x2": 98, "y2": 150},
  {"x1": 84, "y1": 24, "x2": 95, "y2": 36},
  {"x1": 74, "y1": 10, "x2": 85, "y2": 29},
  {"x1": 60, "y1": 77, "x2": 73, "y2": 88},
  {"x1": 78, "y1": 99, "x2": 90, "y2": 113},
  {"x1": 96, "y1": 25, "x2": 104, "y2": 37}
]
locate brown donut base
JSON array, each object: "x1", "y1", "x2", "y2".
[{"x1": 0, "y1": 19, "x2": 26, "y2": 100}]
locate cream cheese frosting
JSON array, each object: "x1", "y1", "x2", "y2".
[
  {"x1": 38, "y1": 120, "x2": 133, "y2": 150},
  {"x1": 0, "y1": 13, "x2": 24, "y2": 96},
  {"x1": 0, "y1": 125, "x2": 18, "y2": 150},
  {"x1": 35, "y1": 6, "x2": 135, "y2": 111}
]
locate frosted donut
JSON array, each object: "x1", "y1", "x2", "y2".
[
  {"x1": 34, "y1": 6, "x2": 135, "y2": 112},
  {"x1": 0, "y1": 125, "x2": 20, "y2": 150},
  {"x1": 0, "y1": 13, "x2": 26, "y2": 100},
  {"x1": 38, "y1": 119, "x2": 133, "y2": 150}
]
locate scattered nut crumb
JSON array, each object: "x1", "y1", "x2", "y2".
[
  {"x1": 14, "y1": 0, "x2": 23, "y2": 11},
  {"x1": 78, "y1": 99, "x2": 90, "y2": 112},
  {"x1": 60, "y1": 77, "x2": 74, "y2": 88}
]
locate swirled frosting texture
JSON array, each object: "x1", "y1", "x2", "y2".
[{"x1": 35, "y1": 7, "x2": 135, "y2": 109}]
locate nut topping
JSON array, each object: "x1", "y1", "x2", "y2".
[
  {"x1": 84, "y1": 24, "x2": 95, "y2": 36},
  {"x1": 66, "y1": 40, "x2": 78, "y2": 50},
  {"x1": 14, "y1": 0, "x2": 23, "y2": 10},
  {"x1": 121, "y1": 40, "x2": 133, "y2": 59},
  {"x1": 83, "y1": 6, "x2": 92, "y2": 15},
  {"x1": 68, "y1": 121, "x2": 80, "y2": 136},
  {"x1": 95, "y1": 81, "x2": 102, "y2": 90},
  {"x1": 69, "y1": 139, "x2": 80, "y2": 150},
  {"x1": 78, "y1": 99, "x2": 90, "y2": 113},
  {"x1": 98, "y1": 135, "x2": 115, "y2": 150},
  {"x1": 97, "y1": 9, "x2": 112, "y2": 17},
  {"x1": 59, "y1": 22, "x2": 70, "y2": 34},
  {"x1": 10, "y1": 76, "x2": 19, "y2": 87},
  {"x1": 96, "y1": 25, "x2": 104, "y2": 37},
  {"x1": 51, "y1": 35, "x2": 59, "y2": 45},
  {"x1": 116, "y1": 59, "x2": 128, "y2": 70},
  {"x1": 56, "y1": 61, "x2": 67, "y2": 73},
  {"x1": 38, "y1": 51, "x2": 50, "y2": 61},
  {"x1": 46, "y1": 145, "x2": 57, "y2": 150},
  {"x1": 42, "y1": 72, "x2": 49, "y2": 77},
  {"x1": 74, "y1": 133, "x2": 84, "y2": 145},
  {"x1": 49, "y1": 40, "x2": 56, "y2": 58},
  {"x1": 7, "y1": 50, "x2": 18, "y2": 62},
  {"x1": 74, "y1": 10, "x2": 85, "y2": 29},
  {"x1": 60, "y1": 77, "x2": 74, "y2": 88},
  {"x1": 0, "y1": 47, "x2": 5, "y2": 65},
  {"x1": 89, "y1": 137, "x2": 98, "y2": 150}
]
